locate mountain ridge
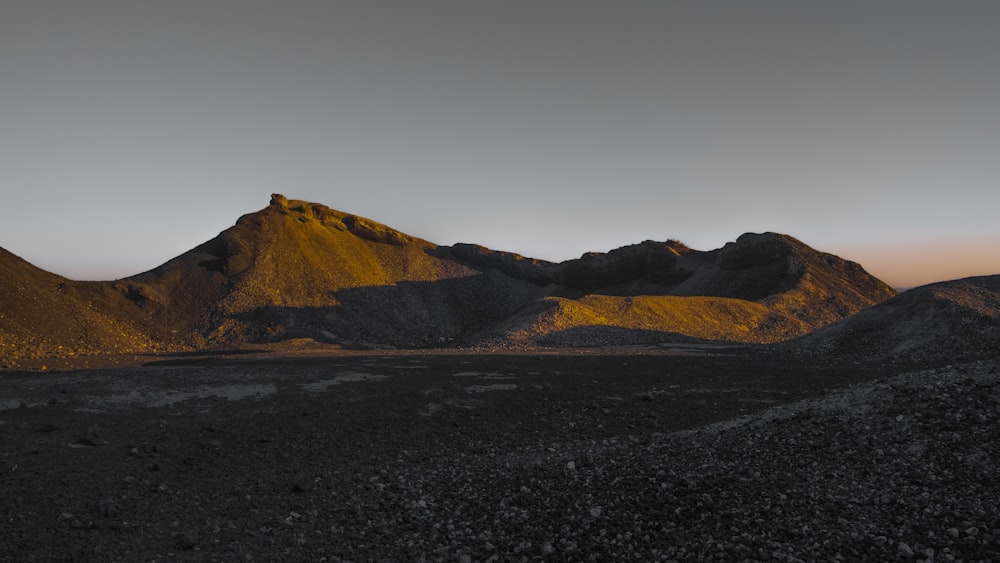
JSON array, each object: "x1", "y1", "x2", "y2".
[{"x1": 1, "y1": 194, "x2": 900, "y2": 367}]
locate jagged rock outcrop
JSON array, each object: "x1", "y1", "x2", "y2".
[
  {"x1": 555, "y1": 240, "x2": 694, "y2": 293},
  {"x1": 439, "y1": 244, "x2": 556, "y2": 286},
  {"x1": 269, "y1": 193, "x2": 289, "y2": 207}
]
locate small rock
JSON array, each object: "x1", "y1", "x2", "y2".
[
  {"x1": 898, "y1": 542, "x2": 914, "y2": 558},
  {"x1": 172, "y1": 529, "x2": 199, "y2": 550},
  {"x1": 82, "y1": 425, "x2": 105, "y2": 446},
  {"x1": 566, "y1": 460, "x2": 576, "y2": 470},
  {"x1": 98, "y1": 498, "x2": 119, "y2": 518}
]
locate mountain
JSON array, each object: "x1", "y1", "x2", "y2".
[
  {"x1": 1, "y1": 194, "x2": 897, "y2": 366},
  {"x1": 786, "y1": 275, "x2": 1000, "y2": 363},
  {"x1": 120, "y1": 194, "x2": 551, "y2": 349},
  {"x1": 441, "y1": 233, "x2": 895, "y2": 346}
]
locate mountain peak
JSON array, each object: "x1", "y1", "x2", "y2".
[{"x1": 269, "y1": 193, "x2": 289, "y2": 207}]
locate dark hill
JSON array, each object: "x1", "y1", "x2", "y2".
[
  {"x1": 786, "y1": 275, "x2": 1000, "y2": 363},
  {"x1": 1, "y1": 194, "x2": 898, "y2": 366}
]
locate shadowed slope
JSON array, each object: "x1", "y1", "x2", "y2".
[{"x1": 787, "y1": 275, "x2": 1000, "y2": 362}]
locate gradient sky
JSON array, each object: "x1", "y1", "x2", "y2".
[{"x1": 2, "y1": 1, "x2": 998, "y2": 288}]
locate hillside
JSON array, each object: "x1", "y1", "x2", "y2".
[
  {"x1": 121, "y1": 195, "x2": 551, "y2": 348},
  {"x1": 0, "y1": 248, "x2": 157, "y2": 368},
  {"x1": 446, "y1": 233, "x2": 896, "y2": 346},
  {"x1": 1, "y1": 194, "x2": 899, "y2": 366},
  {"x1": 787, "y1": 275, "x2": 1000, "y2": 363}
]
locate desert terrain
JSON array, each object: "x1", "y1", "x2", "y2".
[
  {"x1": 2, "y1": 195, "x2": 999, "y2": 561},
  {"x1": 1, "y1": 348, "x2": 998, "y2": 561}
]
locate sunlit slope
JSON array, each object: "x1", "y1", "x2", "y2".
[
  {"x1": 471, "y1": 233, "x2": 896, "y2": 345},
  {"x1": 543, "y1": 294, "x2": 802, "y2": 344},
  {"x1": 0, "y1": 247, "x2": 156, "y2": 366},
  {"x1": 1, "y1": 194, "x2": 902, "y2": 361},
  {"x1": 221, "y1": 195, "x2": 471, "y2": 306},
  {"x1": 125, "y1": 195, "x2": 547, "y2": 346},
  {"x1": 788, "y1": 275, "x2": 1000, "y2": 361}
]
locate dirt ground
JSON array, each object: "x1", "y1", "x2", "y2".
[{"x1": 1, "y1": 350, "x2": 996, "y2": 561}]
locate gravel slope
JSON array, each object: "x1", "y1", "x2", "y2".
[{"x1": 1, "y1": 353, "x2": 997, "y2": 561}]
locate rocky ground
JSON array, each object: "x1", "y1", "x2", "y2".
[{"x1": 1, "y1": 351, "x2": 998, "y2": 562}]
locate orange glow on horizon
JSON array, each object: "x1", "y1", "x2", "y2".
[{"x1": 832, "y1": 237, "x2": 1000, "y2": 289}]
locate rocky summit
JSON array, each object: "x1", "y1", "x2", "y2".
[{"x1": 2, "y1": 194, "x2": 899, "y2": 368}]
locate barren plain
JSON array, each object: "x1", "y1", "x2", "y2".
[{"x1": 3, "y1": 349, "x2": 999, "y2": 561}]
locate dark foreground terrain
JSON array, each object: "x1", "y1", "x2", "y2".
[{"x1": 1, "y1": 351, "x2": 998, "y2": 562}]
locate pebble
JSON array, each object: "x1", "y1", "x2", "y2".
[
  {"x1": 172, "y1": 529, "x2": 199, "y2": 550},
  {"x1": 897, "y1": 542, "x2": 914, "y2": 558}
]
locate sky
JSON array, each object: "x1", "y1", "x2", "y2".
[{"x1": 1, "y1": 1, "x2": 998, "y2": 288}]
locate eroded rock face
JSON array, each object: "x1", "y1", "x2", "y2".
[
  {"x1": 555, "y1": 240, "x2": 693, "y2": 292},
  {"x1": 269, "y1": 193, "x2": 289, "y2": 207},
  {"x1": 341, "y1": 215, "x2": 414, "y2": 246},
  {"x1": 445, "y1": 244, "x2": 556, "y2": 286},
  {"x1": 706, "y1": 233, "x2": 799, "y2": 301}
]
